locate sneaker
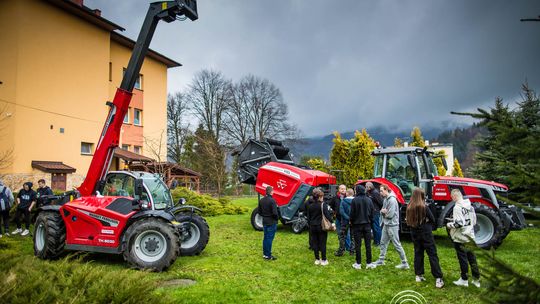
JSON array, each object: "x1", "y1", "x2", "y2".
[
  {"x1": 21, "y1": 229, "x2": 30, "y2": 236},
  {"x1": 334, "y1": 250, "x2": 344, "y2": 257},
  {"x1": 395, "y1": 262, "x2": 410, "y2": 270},
  {"x1": 471, "y1": 279, "x2": 481, "y2": 288},
  {"x1": 320, "y1": 260, "x2": 329, "y2": 266},
  {"x1": 268, "y1": 255, "x2": 277, "y2": 260},
  {"x1": 453, "y1": 278, "x2": 469, "y2": 287},
  {"x1": 12, "y1": 228, "x2": 22, "y2": 235},
  {"x1": 366, "y1": 263, "x2": 377, "y2": 269},
  {"x1": 373, "y1": 259, "x2": 385, "y2": 266},
  {"x1": 314, "y1": 259, "x2": 321, "y2": 265},
  {"x1": 263, "y1": 255, "x2": 269, "y2": 259},
  {"x1": 352, "y1": 263, "x2": 362, "y2": 270},
  {"x1": 3, "y1": 232, "x2": 8, "y2": 236},
  {"x1": 436, "y1": 278, "x2": 445, "y2": 288},
  {"x1": 416, "y1": 275, "x2": 426, "y2": 282}
]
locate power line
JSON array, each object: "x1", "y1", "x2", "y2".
[{"x1": 0, "y1": 97, "x2": 102, "y2": 123}]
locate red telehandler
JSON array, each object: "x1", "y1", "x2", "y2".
[{"x1": 33, "y1": 0, "x2": 209, "y2": 271}]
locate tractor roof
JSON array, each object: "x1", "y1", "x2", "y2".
[{"x1": 372, "y1": 146, "x2": 434, "y2": 155}]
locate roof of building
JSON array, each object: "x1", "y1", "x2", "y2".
[
  {"x1": 32, "y1": 161, "x2": 77, "y2": 173},
  {"x1": 44, "y1": 0, "x2": 181, "y2": 68},
  {"x1": 114, "y1": 148, "x2": 154, "y2": 163}
]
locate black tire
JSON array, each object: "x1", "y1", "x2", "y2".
[
  {"x1": 473, "y1": 203, "x2": 504, "y2": 249},
  {"x1": 251, "y1": 207, "x2": 264, "y2": 231},
  {"x1": 175, "y1": 213, "x2": 210, "y2": 256},
  {"x1": 122, "y1": 218, "x2": 180, "y2": 272},
  {"x1": 33, "y1": 211, "x2": 66, "y2": 259},
  {"x1": 291, "y1": 216, "x2": 307, "y2": 234}
]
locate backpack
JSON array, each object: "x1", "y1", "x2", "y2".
[{"x1": 0, "y1": 187, "x2": 11, "y2": 211}]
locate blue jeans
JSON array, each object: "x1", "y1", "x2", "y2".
[
  {"x1": 372, "y1": 211, "x2": 382, "y2": 245},
  {"x1": 263, "y1": 224, "x2": 277, "y2": 257},
  {"x1": 335, "y1": 218, "x2": 351, "y2": 251}
]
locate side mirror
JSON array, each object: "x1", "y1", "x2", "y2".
[
  {"x1": 407, "y1": 154, "x2": 417, "y2": 170},
  {"x1": 177, "y1": 197, "x2": 186, "y2": 205},
  {"x1": 442, "y1": 157, "x2": 448, "y2": 171},
  {"x1": 134, "y1": 179, "x2": 144, "y2": 197}
]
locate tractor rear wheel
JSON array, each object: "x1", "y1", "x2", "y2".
[
  {"x1": 473, "y1": 203, "x2": 504, "y2": 249},
  {"x1": 33, "y1": 211, "x2": 66, "y2": 259},
  {"x1": 251, "y1": 207, "x2": 264, "y2": 231},
  {"x1": 123, "y1": 218, "x2": 180, "y2": 271},
  {"x1": 175, "y1": 213, "x2": 210, "y2": 256}
]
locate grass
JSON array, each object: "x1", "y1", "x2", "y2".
[{"x1": 1, "y1": 196, "x2": 539, "y2": 303}]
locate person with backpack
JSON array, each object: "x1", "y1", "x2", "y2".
[
  {"x1": 12, "y1": 182, "x2": 37, "y2": 236},
  {"x1": 0, "y1": 180, "x2": 15, "y2": 238},
  {"x1": 373, "y1": 184, "x2": 410, "y2": 269},
  {"x1": 36, "y1": 179, "x2": 54, "y2": 207},
  {"x1": 406, "y1": 188, "x2": 444, "y2": 288},
  {"x1": 349, "y1": 184, "x2": 376, "y2": 270},
  {"x1": 335, "y1": 188, "x2": 354, "y2": 256},
  {"x1": 447, "y1": 189, "x2": 481, "y2": 288},
  {"x1": 259, "y1": 186, "x2": 278, "y2": 260},
  {"x1": 307, "y1": 188, "x2": 334, "y2": 266}
]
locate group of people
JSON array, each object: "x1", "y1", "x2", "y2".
[
  {"x1": 258, "y1": 183, "x2": 481, "y2": 289},
  {"x1": 0, "y1": 179, "x2": 54, "y2": 237}
]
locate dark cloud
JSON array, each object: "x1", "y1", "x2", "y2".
[{"x1": 86, "y1": 0, "x2": 540, "y2": 136}]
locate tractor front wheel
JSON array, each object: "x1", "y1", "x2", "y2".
[
  {"x1": 175, "y1": 213, "x2": 210, "y2": 256},
  {"x1": 251, "y1": 207, "x2": 264, "y2": 231},
  {"x1": 33, "y1": 211, "x2": 66, "y2": 259},
  {"x1": 123, "y1": 218, "x2": 180, "y2": 271},
  {"x1": 473, "y1": 203, "x2": 504, "y2": 249}
]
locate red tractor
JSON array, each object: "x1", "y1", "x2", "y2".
[
  {"x1": 33, "y1": 0, "x2": 209, "y2": 271},
  {"x1": 236, "y1": 139, "x2": 336, "y2": 233},
  {"x1": 358, "y1": 146, "x2": 527, "y2": 249}
]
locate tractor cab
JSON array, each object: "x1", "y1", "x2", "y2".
[
  {"x1": 372, "y1": 147, "x2": 443, "y2": 201},
  {"x1": 102, "y1": 171, "x2": 174, "y2": 210}
]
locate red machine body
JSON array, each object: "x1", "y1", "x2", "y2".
[{"x1": 255, "y1": 162, "x2": 336, "y2": 207}]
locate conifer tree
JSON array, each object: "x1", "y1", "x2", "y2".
[
  {"x1": 410, "y1": 126, "x2": 426, "y2": 147},
  {"x1": 394, "y1": 137, "x2": 404, "y2": 147},
  {"x1": 453, "y1": 158, "x2": 464, "y2": 177},
  {"x1": 433, "y1": 150, "x2": 447, "y2": 176}
]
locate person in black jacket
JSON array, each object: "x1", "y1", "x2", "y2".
[
  {"x1": 259, "y1": 186, "x2": 278, "y2": 260},
  {"x1": 13, "y1": 182, "x2": 37, "y2": 236},
  {"x1": 307, "y1": 188, "x2": 334, "y2": 266},
  {"x1": 366, "y1": 182, "x2": 383, "y2": 246},
  {"x1": 406, "y1": 187, "x2": 444, "y2": 288},
  {"x1": 349, "y1": 184, "x2": 375, "y2": 269},
  {"x1": 36, "y1": 179, "x2": 54, "y2": 207}
]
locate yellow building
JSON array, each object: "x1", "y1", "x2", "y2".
[{"x1": 0, "y1": 0, "x2": 180, "y2": 191}]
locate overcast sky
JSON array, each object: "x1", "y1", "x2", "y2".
[{"x1": 86, "y1": 0, "x2": 540, "y2": 137}]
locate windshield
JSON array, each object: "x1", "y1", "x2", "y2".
[
  {"x1": 143, "y1": 176, "x2": 173, "y2": 210},
  {"x1": 385, "y1": 153, "x2": 416, "y2": 199}
]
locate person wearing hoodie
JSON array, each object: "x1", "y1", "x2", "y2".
[
  {"x1": 366, "y1": 182, "x2": 383, "y2": 246},
  {"x1": 406, "y1": 188, "x2": 444, "y2": 288},
  {"x1": 349, "y1": 184, "x2": 376, "y2": 270},
  {"x1": 0, "y1": 180, "x2": 15, "y2": 238},
  {"x1": 373, "y1": 184, "x2": 409, "y2": 269},
  {"x1": 447, "y1": 189, "x2": 480, "y2": 288},
  {"x1": 329, "y1": 185, "x2": 351, "y2": 254},
  {"x1": 12, "y1": 182, "x2": 37, "y2": 236},
  {"x1": 306, "y1": 188, "x2": 334, "y2": 266},
  {"x1": 36, "y1": 179, "x2": 54, "y2": 207},
  {"x1": 335, "y1": 188, "x2": 354, "y2": 256}
]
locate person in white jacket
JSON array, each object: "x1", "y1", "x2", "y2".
[{"x1": 447, "y1": 189, "x2": 480, "y2": 288}]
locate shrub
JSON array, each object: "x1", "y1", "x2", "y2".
[{"x1": 171, "y1": 187, "x2": 248, "y2": 216}]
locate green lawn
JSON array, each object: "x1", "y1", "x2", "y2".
[{"x1": 1, "y1": 196, "x2": 539, "y2": 303}]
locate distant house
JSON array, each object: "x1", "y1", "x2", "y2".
[{"x1": 0, "y1": 0, "x2": 180, "y2": 190}]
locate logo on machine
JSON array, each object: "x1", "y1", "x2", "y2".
[
  {"x1": 79, "y1": 210, "x2": 119, "y2": 227},
  {"x1": 264, "y1": 165, "x2": 300, "y2": 179},
  {"x1": 98, "y1": 239, "x2": 115, "y2": 244},
  {"x1": 101, "y1": 229, "x2": 115, "y2": 235},
  {"x1": 277, "y1": 179, "x2": 287, "y2": 190}
]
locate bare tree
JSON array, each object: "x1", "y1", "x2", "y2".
[
  {"x1": 187, "y1": 70, "x2": 232, "y2": 143},
  {"x1": 167, "y1": 92, "x2": 191, "y2": 163},
  {"x1": 224, "y1": 75, "x2": 298, "y2": 145}
]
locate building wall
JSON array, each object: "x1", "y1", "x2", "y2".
[{"x1": 0, "y1": 0, "x2": 170, "y2": 190}]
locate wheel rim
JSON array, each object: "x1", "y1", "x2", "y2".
[
  {"x1": 474, "y1": 214, "x2": 495, "y2": 245},
  {"x1": 181, "y1": 222, "x2": 200, "y2": 249},
  {"x1": 255, "y1": 213, "x2": 263, "y2": 229},
  {"x1": 133, "y1": 230, "x2": 167, "y2": 263},
  {"x1": 35, "y1": 222, "x2": 45, "y2": 251}
]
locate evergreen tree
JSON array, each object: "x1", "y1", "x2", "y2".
[
  {"x1": 453, "y1": 158, "x2": 464, "y2": 177},
  {"x1": 329, "y1": 129, "x2": 375, "y2": 186},
  {"x1": 433, "y1": 150, "x2": 447, "y2": 176},
  {"x1": 410, "y1": 126, "x2": 426, "y2": 147},
  {"x1": 306, "y1": 158, "x2": 330, "y2": 173},
  {"x1": 394, "y1": 137, "x2": 404, "y2": 147}
]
